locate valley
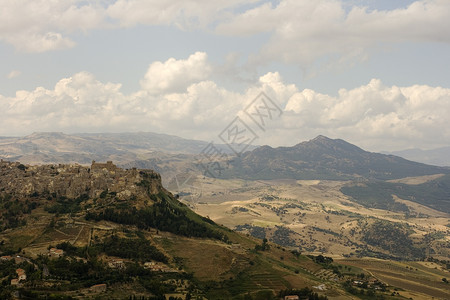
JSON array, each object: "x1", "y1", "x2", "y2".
[
  {"x1": 169, "y1": 175, "x2": 450, "y2": 261},
  {"x1": 1, "y1": 134, "x2": 449, "y2": 299},
  {"x1": 0, "y1": 160, "x2": 383, "y2": 299}
]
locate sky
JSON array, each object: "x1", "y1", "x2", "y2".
[{"x1": 1, "y1": 0, "x2": 450, "y2": 152}]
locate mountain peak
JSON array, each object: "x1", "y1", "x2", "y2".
[
  {"x1": 227, "y1": 136, "x2": 448, "y2": 180},
  {"x1": 294, "y1": 135, "x2": 343, "y2": 148},
  {"x1": 312, "y1": 135, "x2": 331, "y2": 142},
  {"x1": 298, "y1": 135, "x2": 365, "y2": 153},
  {"x1": 308, "y1": 135, "x2": 335, "y2": 146}
]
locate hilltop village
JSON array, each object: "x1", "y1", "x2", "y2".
[
  {"x1": 0, "y1": 159, "x2": 162, "y2": 201},
  {"x1": 1, "y1": 159, "x2": 449, "y2": 299},
  {"x1": 0, "y1": 160, "x2": 191, "y2": 297}
]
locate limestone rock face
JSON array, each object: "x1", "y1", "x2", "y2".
[{"x1": 0, "y1": 159, "x2": 163, "y2": 200}]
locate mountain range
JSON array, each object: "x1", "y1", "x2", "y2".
[
  {"x1": 0, "y1": 131, "x2": 249, "y2": 165},
  {"x1": 1, "y1": 132, "x2": 448, "y2": 183},
  {"x1": 1, "y1": 133, "x2": 450, "y2": 298},
  {"x1": 385, "y1": 147, "x2": 450, "y2": 167},
  {"x1": 224, "y1": 135, "x2": 449, "y2": 180}
]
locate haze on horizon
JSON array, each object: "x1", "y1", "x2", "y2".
[{"x1": 1, "y1": 0, "x2": 450, "y2": 152}]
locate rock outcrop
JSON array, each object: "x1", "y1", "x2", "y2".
[{"x1": 0, "y1": 159, "x2": 162, "y2": 200}]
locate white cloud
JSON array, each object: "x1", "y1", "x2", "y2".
[
  {"x1": 7, "y1": 70, "x2": 21, "y2": 79},
  {"x1": 0, "y1": 0, "x2": 253, "y2": 52},
  {"x1": 0, "y1": 53, "x2": 243, "y2": 138},
  {"x1": 1, "y1": 53, "x2": 449, "y2": 151},
  {"x1": 279, "y1": 77, "x2": 450, "y2": 150},
  {"x1": 7, "y1": 32, "x2": 76, "y2": 53},
  {"x1": 2, "y1": 0, "x2": 449, "y2": 80},
  {"x1": 140, "y1": 52, "x2": 212, "y2": 94},
  {"x1": 217, "y1": 0, "x2": 450, "y2": 67},
  {"x1": 0, "y1": 0, "x2": 104, "y2": 52},
  {"x1": 106, "y1": 0, "x2": 253, "y2": 29}
]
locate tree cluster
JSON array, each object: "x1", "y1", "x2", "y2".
[
  {"x1": 254, "y1": 238, "x2": 270, "y2": 251},
  {"x1": 45, "y1": 194, "x2": 88, "y2": 214},
  {"x1": 0, "y1": 194, "x2": 38, "y2": 231},
  {"x1": 86, "y1": 195, "x2": 228, "y2": 242}
]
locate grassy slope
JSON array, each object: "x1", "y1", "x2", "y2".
[
  {"x1": 341, "y1": 174, "x2": 450, "y2": 213},
  {"x1": 338, "y1": 259, "x2": 450, "y2": 299},
  {"x1": 2, "y1": 166, "x2": 448, "y2": 299},
  {"x1": 0, "y1": 184, "x2": 342, "y2": 299}
]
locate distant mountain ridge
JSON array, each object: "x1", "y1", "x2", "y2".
[
  {"x1": 1, "y1": 132, "x2": 448, "y2": 182},
  {"x1": 0, "y1": 132, "x2": 251, "y2": 166},
  {"x1": 224, "y1": 135, "x2": 449, "y2": 180},
  {"x1": 385, "y1": 147, "x2": 450, "y2": 167}
]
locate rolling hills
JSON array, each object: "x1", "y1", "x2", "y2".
[
  {"x1": 1, "y1": 132, "x2": 448, "y2": 185},
  {"x1": 0, "y1": 160, "x2": 343, "y2": 299},
  {"x1": 341, "y1": 174, "x2": 450, "y2": 213},
  {"x1": 1, "y1": 149, "x2": 449, "y2": 298},
  {"x1": 0, "y1": 132, "x2": 245, "y2": 166}
]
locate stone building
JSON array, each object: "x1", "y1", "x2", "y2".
[
  {"x1": 91, "y1": 160, "x2": 117, "y2": 172},
  {"x1": 16, "y1": 268, "x2": 26, "y2": 281},
  {"x1": 49, "y1": 248, "x2": 64, "y2": 258}
]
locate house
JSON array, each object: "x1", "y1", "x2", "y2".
[
  {"x1": 313, "y1": 284, "x2": 327, "y2": 291},
  {"x1": 285, "y1": 296, "x2": 299, "y2": 300},
  {"x1": 91, "y1": 161, "x2": 116, "y2": 172},
  {"x1": 143, "y1": 262, "x2": 177, "y2": 273},
  {"x1": 146, "y1": 263, "x2": 165, "y2": 272},
  {"x1": 10, "y1": 279, "x2": 19, "y2": 286},
  {"x1": 152, "y1": 265, "x2": 164, "y2": 272},
  {"x1": 0, "y1": 255, "x2": 12, "y2": 261},
  {"x1": 144, "y1": 261, "x2": 156, "y2": 269},
  {"x1": 16, "y1": 268, "x2": 26, "y2": 281},
  {"x1": 108, "y1": 259, "x2": 125, "y2": 269},
  {"x1": 90, "y1": 283, "x2": 107, "y2": 293},
  {"x1": 49, "y1": 248, "x2": 64, "y2": 258}
]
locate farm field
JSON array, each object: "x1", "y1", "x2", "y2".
[
  {"x1": 338, "y1": 258, "x2": 450, "y2": 299},
  {"x1": 170, "y1": 175, "x2": 450, "y2": 260}
]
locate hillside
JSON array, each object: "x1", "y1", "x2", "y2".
[
  {"x1": 1, "y1": 162, "x2": 449, "y2": 299},
  {"x1": 341, "y1": 174, "x2": 450, "y2": 213},
  {"x1": 177, "y1": 175, "x2": 450, "y2": 259},
  {"x1": 223, "y1": 135, "x2": 449, "y2": 180},
  {"x1": 170, "y1": 174, "x2": 450, "y2": 299},
  {"x1": 0, "y1": 160, "x2": 346, "y2": 299}
]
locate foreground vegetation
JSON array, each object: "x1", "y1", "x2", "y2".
[{"x1": 1, "y1": 161, "x2": 449, "y2": 299}]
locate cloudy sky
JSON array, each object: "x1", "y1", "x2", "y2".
[{"x1": 1, "y1": 0, "x2": 450, "y2": 151}]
